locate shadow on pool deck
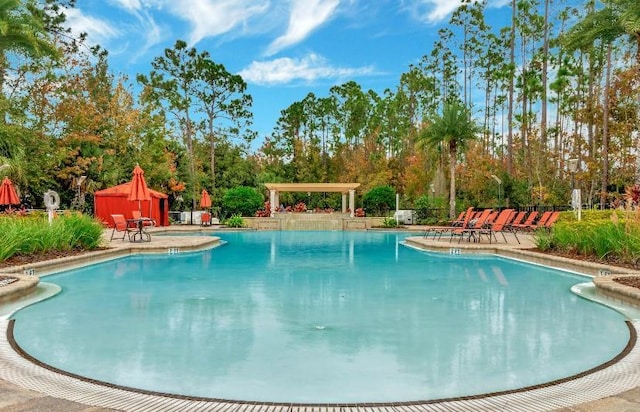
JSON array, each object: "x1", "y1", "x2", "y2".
[{"x1": 1, "y1": 225, "x2": 640, "y2": 411}]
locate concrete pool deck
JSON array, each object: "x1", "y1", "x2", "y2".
[{"x1": 1, "y1": 226, "x2": 640, "y2": 411}]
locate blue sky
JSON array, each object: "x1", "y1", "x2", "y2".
[{"x1": 65, "y1": 0, "x2": 513, "y2": 146}]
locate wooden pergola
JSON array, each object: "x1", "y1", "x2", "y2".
[{"x1": 264, "y1": 183, "x2": 361, "y2": 217}]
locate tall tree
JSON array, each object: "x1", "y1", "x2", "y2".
[
  {"x1": 564, "y1": 0, "x2": 640, "y2": 182},
  {"x1": 416, "y1": 100, "x2": 479, "y2": 219},
  {"x1": 196, "y1": 59, "x2": 254, "y2": 190},
  {"x1": 137, "y1": 40, "x2": 201, "y2": 206}
]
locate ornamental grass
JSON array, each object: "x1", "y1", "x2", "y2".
[
  {"x1": 535, "y1": 209, "x2": 640, "y2": 267},
  {"x1": 0, "y1": 212, "x2": 104, "y2": 262}
]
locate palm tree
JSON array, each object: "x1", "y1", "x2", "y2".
[
  {"x1": 417, "y1": 100, "x2": 479, "y2": 219},
  {"x1": 0, "y1": 0, "x2": 59, "y2": 83}
]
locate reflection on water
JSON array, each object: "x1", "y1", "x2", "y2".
[{"x1": 11, "y1": 231, "x2": 629, "y2": 403}]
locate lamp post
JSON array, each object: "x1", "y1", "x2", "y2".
[
  {"x1": 568, "y1": 158, "x2": 581, "y2": 221},
  {"x1": 491, "y1": 174, "x2": 502, "y2": 208},
  {"x1": 429, "y1": 183, "x2": 435, "y2": 217}
]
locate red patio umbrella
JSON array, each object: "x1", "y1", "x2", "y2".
[
  {"x1": 0, "y1": 177, "x2": 20, "y2": 207},
  {"x1": 200, "y1": 189, "x2": 211, "y2": 209},
  {"x1": 128, "y1": 165, "x2": 151, "y2": 212}
]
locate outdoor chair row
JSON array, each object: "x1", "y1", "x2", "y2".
[{"x1": 422, "y1": 208, "x2": 560, "y2": 244}]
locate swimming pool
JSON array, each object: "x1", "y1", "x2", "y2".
[{"x1": 10, "y1": 231, "x2": 630, "y2": 404}]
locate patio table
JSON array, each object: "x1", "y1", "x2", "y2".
[{"x1": 127, "y1": 218, "x2": 152, "y2": 242}]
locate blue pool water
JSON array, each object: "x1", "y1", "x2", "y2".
[{"x1": 11, "y1": 231, "x2": 629, "y2": 403}]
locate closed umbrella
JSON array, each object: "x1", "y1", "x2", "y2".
[
  {"x1": 200, "y1": 189, "x2": 211, "y2": 209},
  {"x1": 0, "y1": 177, "x2": 20, "y2": 207},
  {"x1": 128, "y1": 165, "x2": 151, "y2": 213}
]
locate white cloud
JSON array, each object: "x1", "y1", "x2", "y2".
[
  {"x1": 401, "y1": 0, "x2": 463, "y2": 24},
  {"x1": 126, "y1": 9, "x2": 164, "y2": 61},
  {"x1": 109, "y1": 0, "x2": 143, "y2": 12},
  {"x1": 64, "y1": 8, "x2": 122, "y2": 45},
  {"x1": 488, "y1": 0, "x2": 512, "y2": 8},
  {"x1": 160, "y1": 0, "x2": 270, "y2": 45},
  {"x1": 71, "y1": 2, "x2": 162, "y2": 60},
  {"x1": 266, "y1": 0, "x2": 340, "y2": 56},
  {"x1": 238, "y1": 53, "x2": 375, "y2": 86},
  {"x1": 402, "y1": 0, "x2": 511, "y2": 24}
]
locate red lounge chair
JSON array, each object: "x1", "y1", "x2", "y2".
[
  {"x1": 525, "y1": 211, "x2": 560, "y2": 232},
  {"x1": 543, "y1": 211, "x2": 560, "y2": 229},
  {"x1": 511, "y1": 211, "x2": 538, "y2": 232},
  {"x1": 509, "y1": 211, "x2": 526, "y2": 227},
  {"x1": 132, "y1": 210, "x2": 155, "y2": 227},
  {"x1": 452, "y1": 208, "x2": 493, "y2": 243},
  {"x1": 520, "y1": 211, "x2": 553, "y2": 232},
  {"x1": 450, "y1": 210, "x2": 466, "y2": 227},
  {"x1": 110, "y1": 214, "x2": 134, "y2": 241},
  {"x1": 423, "y1": 207, "x2": 474, "y2": 239},
  {"x1": 478, "y1": 209, "x2": 519, "y2": 244},
  {"x1": 201, "y1": 212, "x2": 211, "y2": 227}
]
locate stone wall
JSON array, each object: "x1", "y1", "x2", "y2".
[{"x1": 244, "y1": 214, "x2": 385, "y2": 230}]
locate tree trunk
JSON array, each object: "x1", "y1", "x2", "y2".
[
  {"x1": 601, "y1": 44, "x2": 612, "y2": 209},
  {"x1": 449, "y1": 145, "x2": 457, "y2": 219},
  {"x1": 210, "y1": 132, "x2": 216, "y2": 189},
  {"x1": 506, "y1": 0, "x2": 516, "y2": 176},
  {"x1": 540, "y1": 0, "x2": 550, "y2": 145},
  {"x1": 634, "y1": 33, "x2": 640, "y2": 185}
]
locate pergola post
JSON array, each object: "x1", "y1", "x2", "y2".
[
  {"x1": 269, "y1": 189, "x2": 276, "y2": 217},
  {"x1": 342, "y1": 193, "x2": 347, "y2": 213},
  {"x1": 349, "y1": 189, "x2": 355, "y2": 217}
]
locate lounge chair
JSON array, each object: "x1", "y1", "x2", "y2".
[
  {"x1": 509, "y1": 211, "x2": 527, "y2": 227},
  {"x1": 132, "y1": 210, "x2": 155, "y2": 227},
  {"x1": 450, "y1": 210, "x2": 467, "y2": 227},
  {"x1": 525, "y1": 211, "x2": 560, "y2": 232},
  {"x1": 543, "y1": 211, "x2": 560, "y2": 229},
  {"x1": 110, "y1": 214, "x2": 134, "y2": 241},
  {"x1": 477, "y1": 209, "x2": 519, "y2": 244},
  {"x1": 201, "y1": 212, "x2": 211, "y2": 227},
  {"x1": 423, "y1": 207, "x2": 474, "y2": 239},
  {"x1": 451, "y1": 208, "x2": 493, "y2": 243},
  {"x1": 510, "y1": 211, "x2": 538, "y2": 232},
  {"x1": 486, "y1": 210, "x2": 499, "y2": 225},
  {"x1": 519, "y1": 211, "x2": 553, "y2": 232}
]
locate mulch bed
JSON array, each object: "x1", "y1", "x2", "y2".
[
  {"x1": 612, "y1": 277, "x2": 640, "y2": 289},
  {"x1": 0, "y1": 248, "x2": 109, "y2": 270},
  {"x1": 528, "y1": 248, "x2": 640, "y2": 271}
]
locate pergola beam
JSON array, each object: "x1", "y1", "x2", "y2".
[{"x1": 264, "y1": 183, "x2": 360, "y2": 193}]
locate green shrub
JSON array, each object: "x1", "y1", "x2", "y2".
[
  {"x1": 362, "y1": 186, "x2": 395, "y2": 216},
  {"x1": 224, "y1": 214, "x2": 245, "y2": 228},
  {"x1": 382, "y1": 217, "x2": 399, "y2": 228},
  {"x1": 221, "y1": 186, "x2": 263, "y2": 217},
  {"x1": 414, "y1": 195, "x2": 430, "y2": 221}
]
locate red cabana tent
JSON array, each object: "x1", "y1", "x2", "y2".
[{"x1": 94, "y1": 182, "x2": 169, "y2": 227}]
